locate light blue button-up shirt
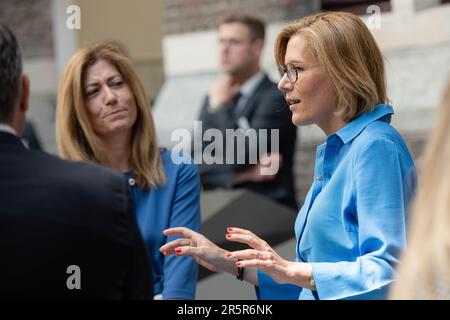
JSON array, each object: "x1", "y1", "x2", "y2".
[{"x1": 256, "y1": 104, "x2": 417, "y2": 300}]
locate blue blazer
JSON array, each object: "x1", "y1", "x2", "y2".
[{"x1": 125, "y1": 150, "x2": 201, "y2": 299}]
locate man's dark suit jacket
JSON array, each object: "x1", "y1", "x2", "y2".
[
  {"x1": 197, "y1": 74, "x2": 298, "y2": 210},
  {"x1": 0, "y1": 132, "x2": 153, "y2": 299}
]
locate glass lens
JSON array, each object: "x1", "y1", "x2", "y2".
[{"x1": 286, "y1": 64, "x2": 297, "y2": 83}]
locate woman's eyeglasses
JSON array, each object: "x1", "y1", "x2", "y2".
[{"x1": 278, "y1": 63, "x2": 300, "y2": 83}]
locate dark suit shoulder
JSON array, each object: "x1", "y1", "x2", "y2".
[
  {"x1": 252, "y1": 75, "x2": 284, "y2": 100},
  {"x1": 0, "y1": 145, "x2": 152, "y2": 299},
  {"x1": 4, "y1": 148, "x2": 131, "y2": 234},
  {"x1": 258, "y1": 74, "x2": 282, "y2": 93},
  {"x1": 29, "y1": 149, "x2": 125, "y2": 195}
]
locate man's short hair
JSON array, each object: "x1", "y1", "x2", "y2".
[
  {"x1": 219, "y1": 13, "x2": 265, "y2": 41},
  {"x1": 0, "y1": 23, "x2": 22, "y2": 122}
]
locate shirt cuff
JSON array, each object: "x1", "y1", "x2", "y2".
[{"x1": 311, "y1": 262, "x2": 392, "y2": 300}]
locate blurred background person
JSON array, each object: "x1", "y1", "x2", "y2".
[
  {"x1": 0, "y1": 23, "x2": 153, "y2": 300},
  {"x1": 56, "y1": 43, "x2": 201, "y2": 300},
  {"x1": 194, "y1": 13, "x2": 298, "y2": 210},
  {"x1": 391, "y1": 77, "x2": 450, "y2": 300},
  {"x1": 161, "y1": 11, "x2": 417, "y2": 300}
]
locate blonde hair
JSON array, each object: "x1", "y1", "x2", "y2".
[
  {"x1": 275, "y1": 11, "x2": 387, "y2": 122},
  {"x1": 390, "y1": 79, "x2": 450, "y2": 299},
  {"x1": 56, "y1": 42, "x2": 165, "y2": 189}
]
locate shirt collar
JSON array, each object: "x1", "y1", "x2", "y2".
[
  {"x1": 239, "y1": 71, "x2": 265, "y2": 98},
  {"x1": 0, "y1": 123, "x2": 18, "y2": 136},
  {"x1": 333, "y1": 104, "x2": 394, "y2": 145}
]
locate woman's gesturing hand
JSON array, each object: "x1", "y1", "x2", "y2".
[
  {"x1": 225, "y1": 227, "x2": 312, "y2": 287},
  {"x1": 160, "y1": 227, "x2": 234, "y2": 274}
]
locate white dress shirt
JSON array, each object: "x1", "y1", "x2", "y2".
[{"x1": 0, "y1": 123, "x2": 18, "y2": 136}]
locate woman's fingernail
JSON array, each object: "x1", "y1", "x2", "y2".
[
  {"x1": 226, "y1": 234, "x2": 232, "y2": 239},
  {"x1": 227, "y1": 227, "x2": 233, "y2": 232},
  {"x1": 226, "y1": 252, "x2": 232, "y2": 258},
  {"x1": 236, "y1": 262, "x2": 241, "y2": 267},
  {"x1": 175, "y1": 248, "x2": 182, "y2": 254}
]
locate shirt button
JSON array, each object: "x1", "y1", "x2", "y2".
[
  {"x1": 128, "y1": 178, "x2": 136, "y2": 186},
  {"x1": 317, "y1": 176, "x2": 324, "y2": 181}
]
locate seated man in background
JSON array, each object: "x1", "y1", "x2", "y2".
[
  {"x1": 0, "y1": 23, "x2": 152, "y2": 299},
  {"x1": 195, "y1": 13, "x2": 298, "y2": 210}
]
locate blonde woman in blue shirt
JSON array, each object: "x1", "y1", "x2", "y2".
[{"x1": 161, "y1": 11, "x2": 417, "y2": 300}]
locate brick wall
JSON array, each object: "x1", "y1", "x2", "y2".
[
  {"x1": 163, "y1": 0, "x2": 320, "y2": 35},
  {"x1": 0, "y1": 0, "x2": 54, "y2": 58}
]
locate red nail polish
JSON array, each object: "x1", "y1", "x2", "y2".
[
  {"x1": 236, "y1": 262, "x2": 241, "y2": 266},
  {"x1": 227, "y1": 227, "x2": 233, "y2": 232},
  {"x1": 226, "y1": 234, "x2": 232, "y2": 239},
  {"x1": 226, "y1": 252, "x2": 232, "y2": 257},
  {"x1": 175, "y1": 248, "x2": 182, "y2": 254}
]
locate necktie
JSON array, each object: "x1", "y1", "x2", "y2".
[{"x1": 232, "y1": 91, "x2": 246, "y2": 117}]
